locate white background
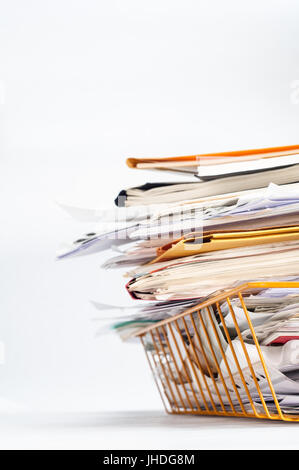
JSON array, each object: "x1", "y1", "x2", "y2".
[{"x1": 1, "y1": 0, "x2": 299, "y2": 448}]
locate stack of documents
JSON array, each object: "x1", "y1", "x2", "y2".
[{"x1": 59, "y1": 144, "x2": 299, "y2": 413}]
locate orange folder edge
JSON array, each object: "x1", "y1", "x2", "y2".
[{"x1": 126, "y1": 144, "x2": 299, "y2": 168}]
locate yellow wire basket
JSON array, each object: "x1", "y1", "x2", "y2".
[{"x1": 136, "y1": 282, "x2": 299, "y2": 422}]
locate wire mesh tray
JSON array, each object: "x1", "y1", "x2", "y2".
[{"x1": 136, "y1": 282, "x2": 299, "y2": 421}]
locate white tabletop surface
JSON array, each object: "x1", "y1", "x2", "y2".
[{"x1": 1, "y1": 410, "x2": 299, "y2": 450}]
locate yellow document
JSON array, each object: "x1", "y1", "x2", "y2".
[{"x1": 150, "y1": 226, "x2": 299, "y2": 263}]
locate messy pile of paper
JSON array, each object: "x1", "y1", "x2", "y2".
[{"x1": 59, "y1": 144, "x2": 299, "y2": 413}]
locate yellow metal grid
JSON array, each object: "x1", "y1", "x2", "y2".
[{"x1": 137, "y1": 282, "x2": 299, "y2": 422}]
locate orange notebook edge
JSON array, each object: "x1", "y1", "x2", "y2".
[{"x1": 126, "y1": 144, "x2": 299, "y2": 168}]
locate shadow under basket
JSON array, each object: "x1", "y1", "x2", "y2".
[{"x1": 135, "y1": 282, "x2": 299, "y2": 422}]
